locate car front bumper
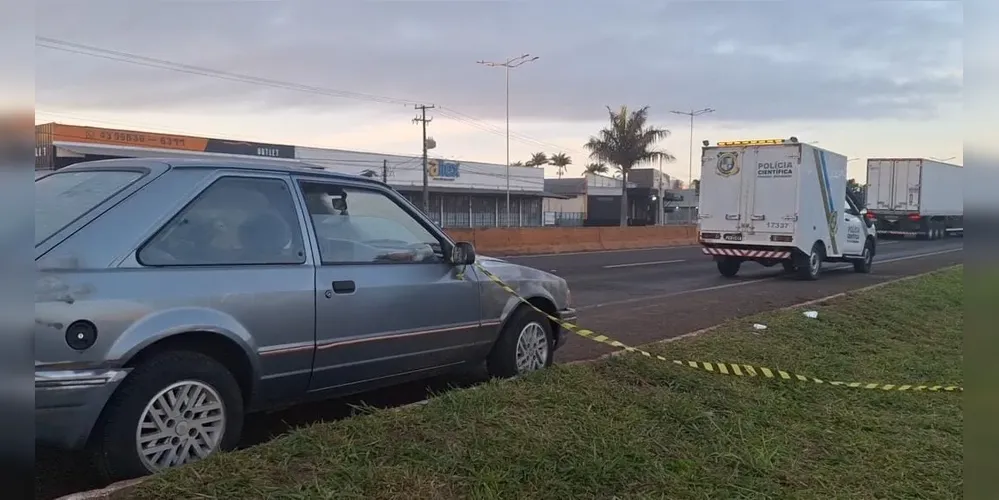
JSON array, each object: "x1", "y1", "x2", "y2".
[
  {"x1": 554, "y1": 307, "x2": 577, "y2": 349},
  {"x1": 35, "y1": 367, "x2": 131, "y2": 450}
]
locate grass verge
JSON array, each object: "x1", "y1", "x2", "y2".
[{"x1": 116, "y1": 266, "x2": 963, "y2": 500}]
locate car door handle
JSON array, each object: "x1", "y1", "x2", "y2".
[{"x1": 331, "y1": 280, "x2": 355, "y2": 294}]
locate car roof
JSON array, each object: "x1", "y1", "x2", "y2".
[{"x1": 57, "y1": 156, "x2": 388, "y2": 187}]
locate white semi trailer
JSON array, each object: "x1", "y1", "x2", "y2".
[{"x1": 864, "y1": 158, "x2": 963, "y2": 239}]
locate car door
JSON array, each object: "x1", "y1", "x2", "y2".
[
  {"x1": 841, "y1": 195, "x2": 868, "y2": 255},
  {"x1": 294, "y1": 176, "x2": 486, "y2": 392},
  {"x1": 133, "y1": 172, "x2": 318, "y2": 409}
]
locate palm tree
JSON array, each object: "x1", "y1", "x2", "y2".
[
  {"x1": 583, "y1": 163, "x2": 609, "y2": 175},
  {"x1": 584, "y1": 105, "x2": 675, "y2": 226},
  {"x1": 549, "y1": 152, "x2": 572, "y2": 178},
  {"x1": 525, "y1": 152, "x2": 549, "y2": 168},
  {"x1": 511, "y1": 161, "x2": 525, "y2": 167}
]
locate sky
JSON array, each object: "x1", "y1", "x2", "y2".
[{"x1": 34, "y1": 0, "x2": 963, "y2": 183}]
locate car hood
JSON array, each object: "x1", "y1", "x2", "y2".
[{"x1": 474, "y1": 255, "x2": 570, "y2": 309}]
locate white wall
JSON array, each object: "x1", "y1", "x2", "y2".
[
  {"x1": 543, "y1": 195, "x2": 585, "y2": 213},
  {"x1": 297, "y1": 146, "x2": 545, "y2": 193}
]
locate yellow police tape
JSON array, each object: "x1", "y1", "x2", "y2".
[{"x1": 472, "y1": 263, "x2": 963, "y2": 393}]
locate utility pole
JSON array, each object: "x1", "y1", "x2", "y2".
[
  {"x1": 477, "y1": 53, "x2": 539, "y2": 226},
  {"x1": 382, "y1": 158, "x2": 388, "y2": 183},
  {"x1": 670, "y1": 108, "x2": 715, "y2": 187},
  {"x1": 413, "y1": 104, "x2": 435, "y2": 214}
]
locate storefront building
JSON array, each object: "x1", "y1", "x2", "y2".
[{"x1": 36, "y1": 122, "x2": 552, "y2": 228}]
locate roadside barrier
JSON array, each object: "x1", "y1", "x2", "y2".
[{"x1": 473, "y1": 263, "x2": 963, "y2": 393}]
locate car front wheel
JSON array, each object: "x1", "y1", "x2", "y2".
[
  {"x1": 89, "y1": 350, "x2": 244, "y2": 482},
  {"x1": 487, "y1": 306, "x2": 554, "y2": 378}
]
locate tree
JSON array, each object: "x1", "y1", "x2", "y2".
[
  {"x1": 847, "y1": 178, "x2": 866, "y2": 205},
  {"x1": 584, "y1": 105, "x2": 676, "y2": 226},
  {"x1": 691, "y1": 179, "x2": 700, "y2": 196},
  {"x1": 583, "y1": 163, "x2": 609, "y2": 175},
  {"x1": 511, "y1": 161, "x2": 525, "y2": 167},
  {"x1": 549, "y1": 152, "x2": 572, "y2": 178},
  {"x1": 670, "y1": 178, "x2": 685, "y2": 190},
  {"x1": 525, "y1": 152, "x2": 549, "y2": 168}
]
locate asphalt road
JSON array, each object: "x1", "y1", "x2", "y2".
[{"x1": 37, "y1": 237, "x2": 963, "y2": 500}]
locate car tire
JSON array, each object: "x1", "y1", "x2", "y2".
[
  {"x1": 781, "y1": 261, "x2": 796, "y2": 273},
  {"x1": 797, "y1": 242, "x2": 824, "y2": 281},
  {"x1": 487, "y1": 306, "x2": 554, "y2": 379},
  {"x1": 89, "y1": 350, "x2": 244, "y2": 483},
  {"x1": 853, "y1": 239, "x2": 874, "y2": 274},
  {"x1": 717, "y1": 258, "x2": 741, "y2": 278}
]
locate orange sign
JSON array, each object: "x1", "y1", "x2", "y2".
[{"x1": 48, "y1": 123, "x2": 210, "y2": 152}]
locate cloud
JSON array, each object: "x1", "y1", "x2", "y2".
[{"x1": 36, "y1": 0, "x2": 961, "y2": 124}]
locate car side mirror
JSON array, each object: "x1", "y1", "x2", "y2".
[{"x1": 450, "y1": 241, "x2": 476, "y2": 266}]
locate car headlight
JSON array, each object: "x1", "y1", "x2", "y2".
[{"x1": 565, "y1": 287, "x2": 572, "y2": 308}]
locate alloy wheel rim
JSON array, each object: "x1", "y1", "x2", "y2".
[
  {"x1": 515, "y1": 322, "x2": 549, "y2": 374},
  {"x1": 136, "y1": 380, "x2": 226, "y2": 472}
]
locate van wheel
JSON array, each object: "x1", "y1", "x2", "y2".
[
  {"x1": 487, "y1": 306, "x2": 554, "y2": 379},
  {"x1": 89, "y1": 350, "x2": 244, "y2": 483},
  {"x1": 853, "y1": 239, "x2": 874, "y2": 273},
  {"x1": 717, "y1": 258, "x2": 741, "y2": 278},
  {"x1": 797, "y1": 243, "x2": 824, "y2": 281},
  {"x1": 781, "y1": 261, "x2": 796, "y2": 273}
]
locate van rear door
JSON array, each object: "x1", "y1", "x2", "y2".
[
  {"x1": 698, "y1": 147, "x2": 747, "y2": 234},
  {"x1": 745, "y1": 145, "x2": 800, "y2": 239}
]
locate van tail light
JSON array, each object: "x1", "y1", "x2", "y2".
[
  {"x1": 865, "y1": 211, "x2": 876, "y2": 219},
  {"x1": 908, "y1": 214, "x2": 921, "y2": 221}
]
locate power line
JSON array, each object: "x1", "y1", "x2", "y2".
[{"x1": 36, "y1": 37, "x2": 586, "y2": 160}]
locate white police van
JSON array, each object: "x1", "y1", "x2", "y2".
[{"x1": 697, "y1": 137, "x2": 876, "y2": 280}]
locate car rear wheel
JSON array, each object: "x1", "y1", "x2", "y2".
[
  {"x1": 89, "y1": 350, "x2": 244, "y2": 483},
  {"x1": 487, "y1": 306, "x2": 554, "y2": 378},
  {"x1": 797, "y1": 243, "x2": 824, "y2": 281},
  {"x1": 717, "y1": 258, "x2": 741, "y2": 278}
]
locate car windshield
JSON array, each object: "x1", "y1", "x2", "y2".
[{"x1": 35, "y1": 170, "x2": 145, "y2": 246}]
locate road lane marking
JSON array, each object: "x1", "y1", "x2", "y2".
[
  {"x1": 602, "y1": 259, "x2": 686, "y2": 269},
  {"x1": 576, "y1": 247, "x2": 962, "y2": 311}
]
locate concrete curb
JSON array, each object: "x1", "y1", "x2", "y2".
[
  {"x1": 56, "y1": 265, "x2": 961, "y2": 500},
  {"x1": 55, "y1": 478, "x2": 146, "y2": 500}
]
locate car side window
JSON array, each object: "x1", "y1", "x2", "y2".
[
  {"x1": 138, "y1": 176, "x2": 307, "y2": 266},
  {"x1": 298, "y1": 180, "x2": 445, "y2": 264}
]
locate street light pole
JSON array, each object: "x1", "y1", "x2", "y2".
[
  {"x1": 477, "y1": 53, "x2": 539, "y2": 227},
  {"x1": 670, "y1": 108, "x2": 715, "y2": 187}
]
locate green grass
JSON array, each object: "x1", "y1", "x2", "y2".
[{"x1": 117, "y1": 267, "x2": 964, "y2": 500}]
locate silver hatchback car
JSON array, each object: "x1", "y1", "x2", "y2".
[{"x1": 35, "y1": 158, "x2": 575, "y2": 482}]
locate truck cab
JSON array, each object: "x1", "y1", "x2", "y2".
[{"x1": 697, "y1": 138, "x2": 876, "y2": 280}]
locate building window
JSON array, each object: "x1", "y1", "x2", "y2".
[{"x1": 470, "y1": 196, "x2": 496, "y2": 227}]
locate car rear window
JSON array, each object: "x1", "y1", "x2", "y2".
[{"x1": 35, "y1": 170, "x2": 145, "y2": 246}]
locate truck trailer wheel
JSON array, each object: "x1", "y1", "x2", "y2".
[
  {"x1": 796, "y1": 243, "x2": 824, "y2": 281},
  {"x1": 717, "y1": 258, "x2": 741, "y2": 278}
]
